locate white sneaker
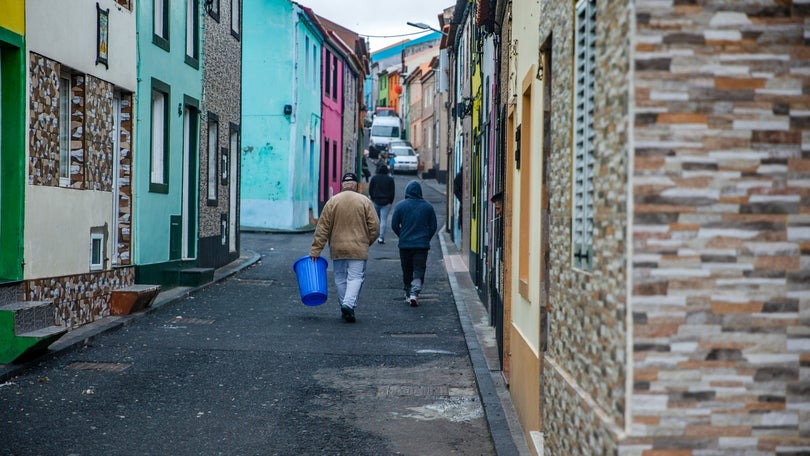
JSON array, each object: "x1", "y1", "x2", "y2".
[{"x1": 409, "y1": 295, "x2": 418, "y2": 307}]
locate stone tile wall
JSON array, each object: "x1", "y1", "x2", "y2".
[
  {"x1": 628, "y1": 0, "x2": 810, "y2": 453},
  {"x1": 199, "y1": 5, "x2": 241, "y2": 241},
  {"x1": 28, "y1": 53, "x2": 59, "y2": 186},
  {"x1": 69, "y1": 73, "x2": 85, "y2": 189},
  {"x1": 535, "y1": 0, "x2": 631, "y2": 454},
  {"x1": 24, "y1": 268, "x2": 134, "y2": 329},
  {"x1": 116, "y1": 94, "x2": 133, "y2": 265},
  {"x1": 84, "y1": 75, "x2": 114, "y2": 191},
  {"x1": 27, "y1": 52, "x2": 135, "y2": 325}
]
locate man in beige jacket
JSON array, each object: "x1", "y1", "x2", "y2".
[{"x1": 310, "y1": 172, "x2": 380, "y2": 322}]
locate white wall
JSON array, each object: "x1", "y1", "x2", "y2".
[
  {"x1": 26, "y1": 0, "x2": 137, "y2": 90},
  {"x1": 509, "y1": 0, "x2": 542, "y2": 352},
  {"x1": 25, "y1": 187, "x2": 114, "y2": 278}
]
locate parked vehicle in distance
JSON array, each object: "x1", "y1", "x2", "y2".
[
  {"x1": 374, "y1": 107, "x2": 397, "y2": 118},
  {"x1": 390, "y1": 145, "x2": 418, "y2": 174},
  {"x1": 369, "y1": 116, "x2": 402, "y2": 159},
  {"x1": 389, "y1": 139, "x2": 413, "y2": 149}
]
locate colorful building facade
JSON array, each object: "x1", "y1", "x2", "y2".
[
  {"x1": 133, "y1": 0, "x2": 204, "y2": 284},
  {"x1": 199, "y1": 0, "x2": 242, "y2": 268},
  {"x1": 24, "y1": 0, "x2": 138, "y2": 326},
  {"x1": 240, "y1": 0, "x2": 322, "y2": 231}
]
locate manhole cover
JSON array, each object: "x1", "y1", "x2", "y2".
[
  {"x1": 66, "y1": 362, "x2": 131, "y2": 372},
  {"x1": 168, "y1": 316, "x2": 214, "y2": 325},
  {"x1": 377, "y1": 384, "x2": 449, "y2": 397}
]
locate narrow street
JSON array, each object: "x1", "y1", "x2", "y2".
[{"x1": 1, "y1": 173, "x2": 527, "y2": 456}]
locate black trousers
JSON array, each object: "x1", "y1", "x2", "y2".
[{"x1": 399, "y1": 248, "x2": 429, "y2": 296}]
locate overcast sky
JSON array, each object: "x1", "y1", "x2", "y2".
[{"x1": 298, "y1": 0, "x2": 450, "y2": 52}]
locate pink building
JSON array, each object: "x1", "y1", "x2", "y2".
[{"x1": 320, "y1": 43, "x2": 343, "y2": 205}]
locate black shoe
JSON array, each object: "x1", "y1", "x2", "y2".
[
  {"x1": 377, "y1": 238, "x2": 385, "y2": 244},
  {"x1": 341, "y1": 306, "x2": 356, "y2": 323}
]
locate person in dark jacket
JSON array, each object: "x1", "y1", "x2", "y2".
[
  {"x1": 391, "y1": 181, "x2": 438, "y2": 307},
  {"x1": 368, "y1": 165, "x2": 396, "y2": 244}
]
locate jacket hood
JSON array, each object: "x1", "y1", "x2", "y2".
[{"x1": 405, "y1": 181, "x2": 423, "y2": 199}]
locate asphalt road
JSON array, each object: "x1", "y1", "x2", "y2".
[{"x1": 0, "y1": 173, "x2": 504, "y2": 456}]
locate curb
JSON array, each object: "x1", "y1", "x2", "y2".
[{"x1": 437, "y1": 230, "x2": 529, "y2": 455}]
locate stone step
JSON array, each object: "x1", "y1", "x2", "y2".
[
  {"x1": 0, "y1": 301, "x2": 55, "y2": 335},
  {"x1": 0, "y1": 302, "x2": 65, "y2": 364},
  {"x1": 18, "y1": 325, "x2": 67, "y2": 339},
  {"x1": 110, "y1": 284, "x2": 161, "y2": 316}
]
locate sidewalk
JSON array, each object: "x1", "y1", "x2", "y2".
[{"x1": 421, "y1": 178, "x2": 530, "y2": 456}]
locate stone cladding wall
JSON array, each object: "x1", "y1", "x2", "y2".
[
  {"x1": 28, "y1": 55, "x2": 116, "y2": 192},
  {"x1": 27, "y1": 52, "x2": 135, "y2": 326},
  {"x1": 534, "y1": 0, "x2": 631, "y2": 454},
  {"x1": 116, "y1": 94, "x2": 134, "y2": 265},
  {"x1": 84, "y1": 75, "x2": 114, "y2": 191},
  {"x1": 627, "y1": 0, "x2": 810, "y2": 453},
  {"x1": 68, "y1": 73, "x2": 85, "y2": 188},
  {"x1": 532, "y1": 0, "x2": 810, "y2": 454},
  {"x1": 24, "y1": 268, "x2": 134, "y2": 328},
  {"x1": 28, "y1": 53, "x2": 60, "y2": 186},
  {"x1": 199, "y1": 6, "x2": 241, "y2": 241}
]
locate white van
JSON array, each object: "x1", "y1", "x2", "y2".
[{"x1": 368, "y1": 116, "x2": 401, "y2": 159}]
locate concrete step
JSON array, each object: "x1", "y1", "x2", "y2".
[
  {"x1": 0, "y1": 301, "x2": 54, "y2": 335},
  {"x1": 0, "y1": 301, "x2": 65, "y2": 364},
  {"x1": 110, "y1": 284, "x2": 161, "y2": 316},
  {"x1": 179, "y1": 268, "x2": 214, "y2": 287}
]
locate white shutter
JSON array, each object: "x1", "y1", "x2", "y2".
[{"x1": 572, "y1": 0, "x2": 595, "y2": 271}]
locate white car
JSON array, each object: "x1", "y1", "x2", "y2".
[{"x1": 390, "y1": 146, "x2": 418, "y2": 174}]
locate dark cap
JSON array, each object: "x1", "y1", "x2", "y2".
[{"x1": 341, "y1": 172, "x2": 358, "y2": 183}]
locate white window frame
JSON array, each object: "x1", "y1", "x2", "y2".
[
  {"x1": 230, "y1": 0, "x2": 241, "y2": 38},
  {"x1": 228, "y1": 127, "x2": 239, "y2": 252},
  {"x1": 58, "y1": 73, "x2": 71, "y2": 186},
  {"x1": 572, "y1": 0, "x2": 596, "y2": 271},
  {"x1": 207, "y1": 117, "x2": 219, "y2": 202},
  {"x1": 150, "y1": 82, "x2": 169, "y2": 190},
  {"x1": 154, "y1": 0, "x2": 167, "y2": 40},
  {"x1": 90, "y1": 232, "x2": 104, "y2": 271},
  {"x1": 185, "y1": 0, "x2": 198, "y2": 62}
]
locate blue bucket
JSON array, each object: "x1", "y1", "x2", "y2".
[{"x1": 293, "y1": 256, "x2": 328, "y2": 306}]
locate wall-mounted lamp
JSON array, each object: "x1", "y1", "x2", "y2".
[{"x1": 284, "y1": 104, "x2": 293, "y2": 116}]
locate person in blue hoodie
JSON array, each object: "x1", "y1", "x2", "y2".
[{"x1": 391, "y1": 181, "x2": 438, "y2": 307}]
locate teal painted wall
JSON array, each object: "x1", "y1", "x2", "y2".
[
  {"x1": 241, "y1": 0, "x2": 321, "y2": 231},
  {"x1": 134, "y1": 0, "x2": 203, "y2": 265}
]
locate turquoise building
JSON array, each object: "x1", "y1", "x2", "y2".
[
  {"x1": 241, "y1": 0, "x2": 323, "y2": 231},
  {"x1": 134, "y1": 0, "x2": 204, "y2": 283}
]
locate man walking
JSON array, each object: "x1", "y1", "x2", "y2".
[
  {"x1": 310, "y1": 173, "x2": 380, "y2": 322},
  {"x1": 391, "y1": 181, "x2": 438, "y2": 307},
  {"x1": 368, "y1": 164, "x2": 396, "y2": 244}
]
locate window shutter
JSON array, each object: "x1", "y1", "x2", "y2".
[{"x1": 572, "y1": 0, "x2": 595, "y2": 271}]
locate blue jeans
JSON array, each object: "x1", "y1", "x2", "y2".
[
  {"x1": 373, "y1": 203, "x2": 391, "y2": 241},
  {"x1": 333, "y1": 259, "x2": 366, "y2": 310}
]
